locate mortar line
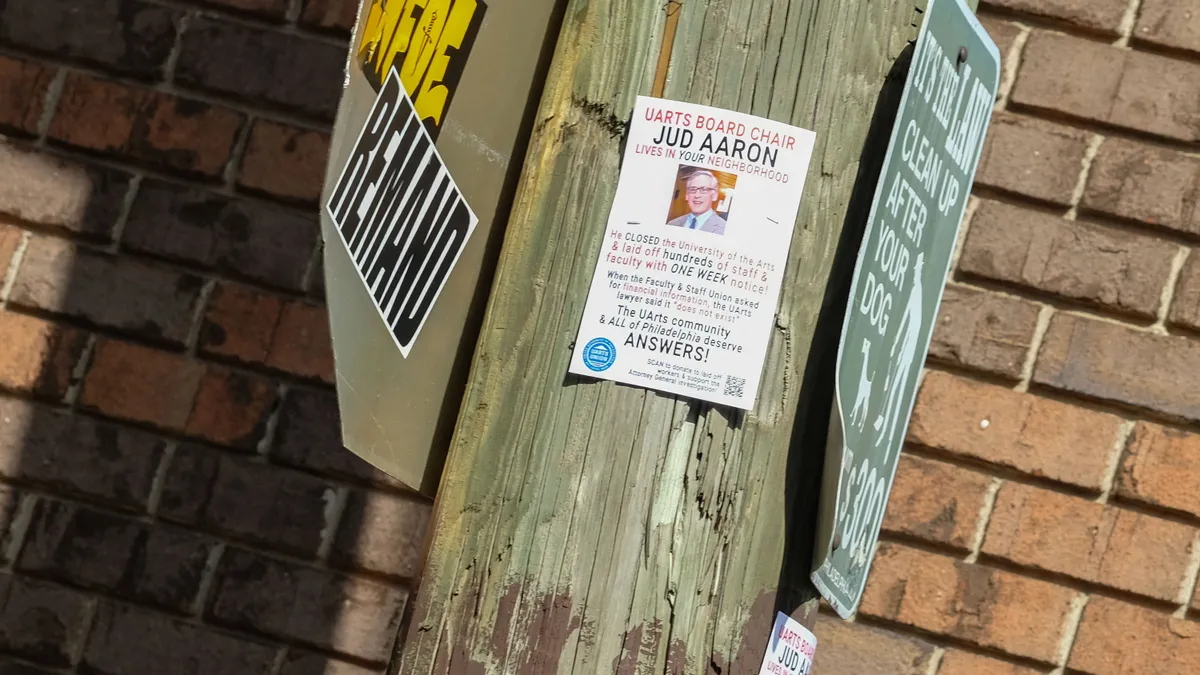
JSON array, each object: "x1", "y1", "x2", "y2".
[
  {"x1": 34, "y1": 69, "x2": 69, "y2": 145},
  {"x1": 1114, "y1": 0, "x2": 1145, "y2": 48},
  {"x1": 1015, "y1": 305, "x2": 1054, "y2": 393},
  {"x1": 1152, "y1": 246, "x2": 1191, "y2": 334},
  {"x1": 1175, "y1": 531, "x2": 1200, "y2": 615},
  {"x1": 1097, "y1": 420, "x2": 1135, "y2": 504},
  {"x1": 317, "y1": 485, "x2": 349, "y2": 560},
  {"x1": 924, "y1": 646, "x2": 946, "y2": 675},
  {"x1": 267, "y1": 647, "x2": 290, "y2": 675},
  {"x1": 63, "y1": 334, "x2": 99, "y2": 408},
  {"x1": 1064, "y1": 135, "x2": 1104, "y2": 221},
  {"x1": 222, "y1": 114, "x2": 257, "y2": 191},
  {"x1": 107, "y1": 175, "x2": 143, "y2": 253},
  {"x1": 146, "y1": 441, "x2": 179, "y2": 516},
  {"x1": 71, "y1": 598, "x2": 101, "y2": 668},
  {"x1": 285, "y1": 0, "x2": 306, "y2": 24},
  {"x1": 162, "y1": 12, "x2": 195, "y2": 84},
  {"x1": 995, "y1": 24, "x2": 1031, "y2": 111},
  {"x1": 0, "y1": 231, "x2": 31, "y2": 309},
  {"x1": 949, "y1": 196, "x2": 979, "y2": 273},
  {"x1": 300, "y1": 240, "x2": 325, "y2": 297},
  {"x1": 1, "y1": 494, "x2": 38, "y2": 569},
  {"x1": 964, "y1": 478, "x2": 1002, "y2": 564},
  {"x1": 255, "y1": 383, "x2": 290, "y2": 457},
  {"x1": 184, "y1": 279, "x2": 218, "y2": 356},
  {"x1": 189, "y1": 542, "x2": 227, "y2": 617},
  {"x1": 1049, "y1": 593, "x2": 1090, "y2": 672}
]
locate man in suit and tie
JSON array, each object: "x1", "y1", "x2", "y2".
[{"x1": 667, "y1": 170, "x2": 727, "y2": 235}]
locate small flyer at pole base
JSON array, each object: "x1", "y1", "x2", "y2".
[
  {"x1": 569, "y1": 96, "x2": 816, "y2": 409},
  {"x1": 759, "y1": 611, "x2": 817, "y2": 675}
]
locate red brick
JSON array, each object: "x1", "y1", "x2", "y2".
[
  {"x1": 0, "y1": 0, "x2": 179, "y2": 79},
  {"x1": 0, "y1": 145, "x2": 132, "y2": 239},
  {"x1": 49, "y1": 74, "x2": 244, "y2": 177},
  {"x1": 929, "y1": 285, "x2": 1040, "y2": 380},
  {"x1": 960, "y1": 200, "x2": 1178, "y2": 318},
  {"x1": 811, "y1": 616, "x2": 934, "y2": 675},
  {"x1": 1117, "y1": 423, "x2": 1200, "y2": 519},
  {"x1": 1136, "y1": 0, "x2": 1200, "y2": 54},
  {"x1": 51, "y1": 74, "x2": 138, "y2": 151},
  {"x1": 0, "y1": 657, "x2": 58, "y2": 675},
  {"x1": 0, "y1": 574, "x2": 93, "y2": 666},
  {"x1": 860, "y1": 544, "x2": 1075, "y2": 662},
  {"x1": 0, "y1": 485, "x2": 20, "y2": 560},
  {"x1": 12, "y1": 236, "x2": 203, "y2": 346},
  {"x1": 332, "y1": 490, "x2": 430, "y2": 579},
  {"x1": 281, "y1": 651, "x2": 381, "y2": 675},
  {"x1": 83, "y1": 602, "x2": 276, "y2": 675},
  {"x1": 138, "y1": 96, "x2": 246, "y2": 177},
  {"x1": 18, "y1": 500, "x2": 214, "y2": 613},
  {"x1": 185, "y1": 368, "x2": 278, "y2": 450},
  {"x1": 0, "y1": 224, "x2": 20, "y2": 272},
  {"x1": 909, "y1": 371, "x2": 1121, "y2": 490},
  {"x1": 123, "y1": 180, "x2": 319, "y2": 292},
  {"x1": 0, "y1": 56, "x2": 53, "y2": 136},
  {"x1": 1083, "y1": 138, "x2": 1200, "y2": 236},
  {"x1": 204, "y1": 0, "x2": 289, "y2": 18},
  {"x1": 273, "y1": 388, "x2": 404, "y2": 488},
  {"x1": 300, "y1": 0, "x2": 361, "y2": 32},
  {"x1": 882, "y1": 455, "x2": 993, "y2": 551},
  {"x1": 0, "y1": 398, "x2": 163, "y2": 510},
  {"x1": 159, "y1": 446, "x2": 334, "y2": 557},
  {"x1": 1014, "y1": 33, "x2": 1124, "y2": 118},
  {"x1": 1013, "y1": 32, "x2": 1200, "y2": 143},
  {"x1": 269, "y1": 301, "x2": 334, "y2": 383},
  {"x1": 199, "y1": 283, "x2": 283, "y2": 365},
  {"x1": 982, "y1": 0, "x2": 1127, "y2": 33},
  {"x1": 0, "y1": 312, "x2": 86, "y2": 400},
  {"x1": 983, "y1": 483, "x2": 1194, "y2": 601},
  {"x1": 177, "y1": 17, "x2": 345, "y2": 120},
  {"x1": 974, "y1": 114, "x2": 1090, "y2": 206},
  {"x1": 1071, "y1": 597, "x2": 1200, "y2": 674},
  {"x1": 209, "y1": 549, "x2": 407, "y2": 663},
  {"x1": 979, "y1": 17, "x2": 1022, "y2": 60},
  {"x1": 79, "y1": 339, "x2": 205, "y2": 430},
  {"x1": 937, "y1": 650, "x2": 1041, "y2": 675},
  {"x1": 239, "y1": 121, "x2": 330, "y2": 204},
  {"x1": 1034, "y1": 314, "x2": 1200, "y2": 422}
]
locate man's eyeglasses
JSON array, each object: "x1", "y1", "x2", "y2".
[{"x1": 686, "y1": 186, "x2": 716, "y2": 196}]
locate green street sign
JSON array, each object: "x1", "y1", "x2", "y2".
[{"x1": 812, "y1": 0, "x2": 1000, "y2": 618}]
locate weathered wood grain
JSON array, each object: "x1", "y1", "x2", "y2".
[{"x1": 393, "y1": 1, "x2": 937, "y2": 674}]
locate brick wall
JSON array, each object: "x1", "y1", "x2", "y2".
[
  {"x1": 1, "y1": 1, "x2": 1197, "y2": 674},
  {"x1": 0, "y1": 1, "x2": 432, "y2": 674},
  {"x1": 813, "y1": 1, "x2": 1200, "y2": 673}
]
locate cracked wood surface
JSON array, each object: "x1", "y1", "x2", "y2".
[{"x1": 393, "y1": 1, "x2": 935, "y2": 673}]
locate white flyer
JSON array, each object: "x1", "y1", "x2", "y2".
[
  {"x1": 759, "y1": 611, "x2": 817, "y2": 675},
  {"x1": 569, "y1": 96, "x2": 816, "y2": 409}
]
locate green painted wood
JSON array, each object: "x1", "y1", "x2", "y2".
[{"x1": 393, "y1": 2, "x2": 936, "y2": 674}]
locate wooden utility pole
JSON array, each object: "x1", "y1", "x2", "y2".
[{"x1": 390, "y1": 1, "x2": 971, "y2": 673}]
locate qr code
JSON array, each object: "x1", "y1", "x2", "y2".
[{"x1": 724, "y1": 376, "x2": 746, "y2": 399}]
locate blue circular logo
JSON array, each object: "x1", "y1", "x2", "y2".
[{"x1": 582, "y1": 337, "x2": 617, "y2": 372}]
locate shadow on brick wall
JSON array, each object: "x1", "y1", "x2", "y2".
[{"x1": 0, "y1": 1, "x2": 437, "y2": 674}]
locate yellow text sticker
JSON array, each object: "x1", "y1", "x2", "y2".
[{"x1": 357, "y1": 0, "x2": 485, "y2": 132}]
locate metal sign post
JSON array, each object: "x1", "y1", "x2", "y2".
[
  {"x1": 319, "y1": 0, "x2": 561, "y2": 494},
  {"x1": 811, "y1": 0, "x2": 1000, "y2": 618}
]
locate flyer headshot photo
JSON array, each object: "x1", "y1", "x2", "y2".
[{"x1": 666, "y1": 166, "x2": 736, "y2": 236}]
